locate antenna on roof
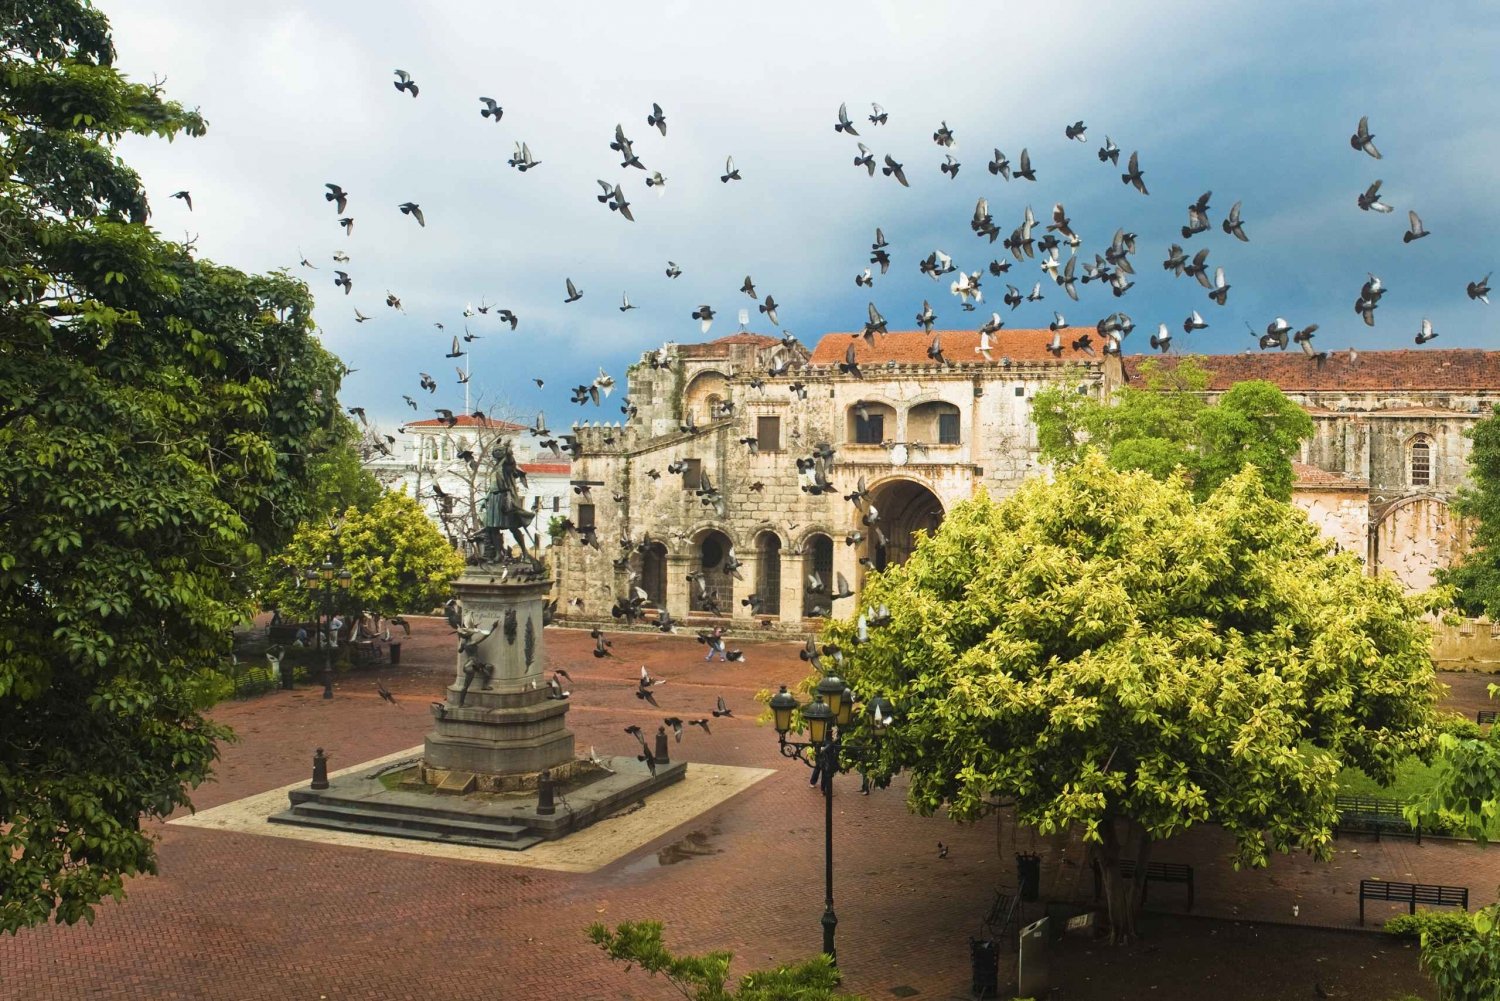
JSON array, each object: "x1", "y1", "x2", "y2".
[{"x1": 738, "y1": 309, "x2": 749, "y2": 330}]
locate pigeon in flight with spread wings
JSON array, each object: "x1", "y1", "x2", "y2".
[
  {"x1": 398, "y1": 202, "x2": 424, "y2": 227},
  {"x1": 479, "y1": 96, "x2": 502, "y2": 121},
  {"x1": 647, "y1": 102, "x2": 667, "y2": 136},
  {"x1": 881, "y1": 154, "x2": 909, "y2": 187},
  {"x1": 393, "y1": 69, "x2": 418, "y2": 97},
  {"x1": 564, "y1": 278, "x2": 583, "y2": 303},
  {"x1": 835, "y1": 102, "x2": 860, "y2": 136},
  {"x1": 1358, "y1": 179, "x2": 1394, "y2": 213},
  {"x1": 721, "y1": 156, "x2": 742, "y2": 183},
  {"x1": 1351, "y1": 115, "x2": 1381, "y2": 159}
]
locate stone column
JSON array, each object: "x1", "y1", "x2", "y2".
[{"x1": 666, "y1": 553, "x2": 693, "y2": 621}]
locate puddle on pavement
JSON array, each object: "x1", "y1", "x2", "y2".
[
  {"x1": 619, "y1": 825, "x2": 724, "y2": 876},
  {"x1": 657, "y1": 826, "x2": 722, "y2": 865}
]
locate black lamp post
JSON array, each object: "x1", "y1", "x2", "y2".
[
  {"x1": 769, "y1": 679, "x2": 896, "y2": 966},
  {"x1": 304, "y1": 556, "x2": 352, "y2": 700}
]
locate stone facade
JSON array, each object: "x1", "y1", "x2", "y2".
[
  {"x1": 1129, "y1": 351, "x2": 1500, "y2": 591},
  {"x1": 554, "y1": 338, "x2": 1500, "y2": 630}
]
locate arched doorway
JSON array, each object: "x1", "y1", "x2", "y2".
[
  {"x1": 866, "y1": 479, "x2": 945, "y2": 569},
  {"x1": 802, "y1": 533, "x2": 834, "y2": 618},
  {"x1": 640, "y1": 541, "x2": 667, "y2": 608},
  {"x1": 693, "y1": 529, "x2": 734, "y2": 613},
  {"x1": 755, "y1": 532, "x2": 782, "y2": 615},
  {"x1": 1374, "y1": 496, "x2": 1470, "y2": 592}
]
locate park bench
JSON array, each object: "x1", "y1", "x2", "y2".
[
  {"x1": 351, "y1": 640, "x2": 384, "y2": 667},
  {"x1": 1333, "y1": 794, "x2": 1420, "y2": 844},
  {"x1": 982, "y1": 890, "x2": 1021, "y2": 947},
  {"x1": 267, "y1": 621, "x2": 316, "y2": 644},
  {"x1": 1358, "y1": 879, "x2": 1467, "y2": 925},
  {"x1": 1091, "y1": 858, "x2": 1195, "y2": 911},
  {"x1": 1478, "y1": 709, "x2": 1497, "y2": 726}
]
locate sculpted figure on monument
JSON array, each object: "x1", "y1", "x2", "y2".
[{"x1": 473, "y1": 440, "x2": 536, "y2": 563}]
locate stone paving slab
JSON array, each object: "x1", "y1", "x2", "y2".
[
  {"x1": 0, "y1": 618, "x2": 1486, "y2": 1000},
  {"x1": 173, "y1": 747, "x2": 774, "y2": 873}
]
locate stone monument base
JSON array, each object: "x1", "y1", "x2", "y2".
[{"x1": 270, "y1": 753, "x2": 685, "y2": 851}]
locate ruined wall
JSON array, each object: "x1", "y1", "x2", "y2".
[
  {"x1": 1374, "y1": 496, "x2": 1470, "y2": 592},
  {"x1": 1291, "y1": 487, "x2": 1368, "y2": 560}
]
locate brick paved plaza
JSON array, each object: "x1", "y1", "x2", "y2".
[{"x1": 2, "y1": 619, "x2": 1483, "y2": 999}]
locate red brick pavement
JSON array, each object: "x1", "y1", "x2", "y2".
[{"x1": 0, "y1": 620, "x2": 1463, "y2": 999}]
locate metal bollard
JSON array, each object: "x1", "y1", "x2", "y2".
[
  {"x1": 536, "y1": 768, "x2": 555, "y2": 815},
  {"x1": 311, "y1": 747, "x2": 329, "y2": 790},
  {"x1": 654, "y1": 726, "x2": 671, "y2": 765}
]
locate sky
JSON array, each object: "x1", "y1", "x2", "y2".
[{"x1": 105, "y1": 0, "x2": 1500, "y2": 433}]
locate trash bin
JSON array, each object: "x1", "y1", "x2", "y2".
[
  {"x1": 1016, "y1": 852, "x2": 1041, "y2": 902},
  {"x1": 1018, "y1": 917, "x2": 1050, "y2": 997},
  {"x1": 969, "y1": 937, "x2": 999, "y2": 999},
  {"x1": 389, "y1": 643, "x2": 402, "y2": 665}
]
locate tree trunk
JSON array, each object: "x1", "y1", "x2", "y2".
[{"x1": 1097, "y1": 817, "x2": 1152, "y2": 944}]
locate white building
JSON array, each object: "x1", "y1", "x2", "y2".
[{"x1": 364, "y1": 415, "x2": 572, "y2": 551}]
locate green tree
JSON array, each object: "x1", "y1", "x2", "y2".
[
  {"x1": 1436, "y1": 405, "x2": 1500, "y2": 617},
  {"x1": 256, "y1": 490, "x2": 464, "y2": 622},
  {"x1": 1031, "y1": 357, "x2": 1313, "y2": 500},
  {"x1": 588, "y1": 921, "x2": 861, "y2": 1000},
  {"x1": 303, "y1": 412, "x2": 383, "y2": 521},
  {"x1": 0, "y1": 1, "x2": 343, "y2": 931},
  {"x1": 820, "y1": 455, "x2": 1438, "y2": 942}
]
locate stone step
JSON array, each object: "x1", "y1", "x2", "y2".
[
  {"x1": 269, "y1": 808, "x2": 543, "y2": 851},
  {"x1": 287, "y1": 787, "x2": 529, "y2": 825},
  {"x1": 277, "y1": 800, "x2": 536, "y2": 843}
]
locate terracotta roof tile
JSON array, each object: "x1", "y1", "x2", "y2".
[
  {"x1": 521, "y1": 462, "x2": 571, "y2": 475},
  {"x1": 403, "y1": 416, "x2": 527, "y2": 430},
  {"x1": 1122, "y1": 349, "x2": 1500, "y2": 392},
  {"x1": 1291, "y1": 461, "x2": 1367, "y2": 488},
  {"x1": 809, "y1": 329, "x2": 1104, "y2": 366}
]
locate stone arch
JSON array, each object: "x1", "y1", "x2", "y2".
[
  {"x1": 801, "y1": 532, "x2": 835, "y2": 618},
  {"x1": 847, "y1": 399, "x2": 897, "y2": 444},
  {"x1": 907, "y1": 400, "x2": 963, "y2": 446},
  {"x1": 639, "y1": 541, "x2": 668, "y2": 608},
  {"x1": 1373, "y1": 495, "x2": 1470, "y2": 592},
  {"x1": 684, "y1": 370, "x2": 730, "y2": 425},
  {"x1": 754, "y1": 530, "x2": 783, "y2": 616},
  {"x1": 690, "y1": 526, "x2": 735, "y2": 613},
  {"x1": 865, "y1": 477, "x2": 946, "y2": 570}
]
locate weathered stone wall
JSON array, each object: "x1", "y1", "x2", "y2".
[
  {"x1": 1374, "y1": 496, "x2": 1471, "y2": 592},
  {"x1": 1291, "y1": 487, "x2": 1368, "y2": 560}
]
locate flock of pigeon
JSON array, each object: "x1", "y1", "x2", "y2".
[{"x1": 147, "y1": 68, "x2": 1497, "y2": 456}]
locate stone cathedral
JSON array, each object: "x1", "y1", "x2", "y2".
[{"x1": 553, "y1": 329, "x2": 1500, "y2": 632}]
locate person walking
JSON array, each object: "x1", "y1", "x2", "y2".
[{"x1": 703, "y1": 626, "x2": 727, "y2": 662}]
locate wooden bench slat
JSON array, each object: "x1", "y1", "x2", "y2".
[{"x1": 1358, "y1": 879, "x2": 1468, "y2": 925}]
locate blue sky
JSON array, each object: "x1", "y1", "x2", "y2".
[{"x1": 106, "y1": 1, "x2": 1499, "y2": 432}]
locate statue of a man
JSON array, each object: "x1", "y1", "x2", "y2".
[{"x1": 475, "y1": 439, "x2": 536, "y2": 562}]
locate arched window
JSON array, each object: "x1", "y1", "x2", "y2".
[
  {"x1": 1411, "y1": 436, "x2": 1432, "y2": 487},
  {"x1": 802, "y1": 534, "x2": 835, "y2": 618},
  {"x1": 755, "y1": 532, "x2": 782, "y2": 616}
]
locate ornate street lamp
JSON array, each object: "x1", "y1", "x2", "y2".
[
  {"x1": 304, "y1": 556, "x2": 351, "y2": 699},
  {"x1": 769, "y1": 677, "x2": 893, "y2": 966}
]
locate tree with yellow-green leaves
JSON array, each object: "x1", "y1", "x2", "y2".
[
  {"x1": 256, "y1": 490, "x2": 464, "y2": 623},
  {"x1": 819, "y1": 454, "x2": 1438, "y2": 943}
]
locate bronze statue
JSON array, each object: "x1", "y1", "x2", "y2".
[{"x1": 474, "y1": 440, "x2": 536, "y2": 563}]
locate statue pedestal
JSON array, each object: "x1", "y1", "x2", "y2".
[
  {"x1": 270, "y1": 563, "x2": 687, "y2": 852},
  {"x1": 420, "y1": 572, "x2": 575, "y2": 786}
]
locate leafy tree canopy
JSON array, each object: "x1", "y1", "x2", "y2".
[
  {"x1": 1436, "y1": 405, "x2": 1500, "y2": 617},
  {"x1": 821, "y1": 455, "x2": 1437, "y2": 940},
  {"x1": 303, "y1": 412, "x2": 383, "y2": 522},
  {"x1": 0, "y1": 0, "x2": 343, "y2": 931},
  {"x1": 588, "y1": 921, "x2": 859, "y2": 1001},
  {"x1": 1031, "y1": 357, "x2": 1314, "y2": 500},
  {"x1": 255, "y1": 489, "x2": 464, "y2": 622}
]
